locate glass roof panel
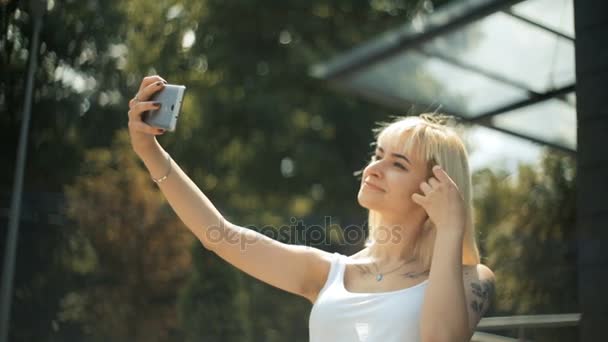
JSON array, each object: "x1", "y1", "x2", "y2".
[
  {"x1": 510, "y1": 0, "x2": 575, "y2": 38},
  {"x1": 343, "y1": 49, "x2": 528, "y2": 118},
  {"x1": 491, "y1": 93, "x2": 577, "y2": 150},
  {"x1": 467, "y1": 126, "x2": 542, "y2": 172},
  {"x1": 419, "y1": 11, "x2": 575, "y2": 94},
  {"x1": 312, "y1": 0, "x2": 577, "y2": 151}
]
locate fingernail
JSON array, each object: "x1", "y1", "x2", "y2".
[
  {"x1": 154, "y1": 102, "x2": 161, "y2": 107},
  {"x1": 162, "y1": 81, "x2": 167, "y2": 84}
]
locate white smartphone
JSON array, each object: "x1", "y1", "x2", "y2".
[{"x1": 143, "y1": 84, "x2": 186, "y2": 132}]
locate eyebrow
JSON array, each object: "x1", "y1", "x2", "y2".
[{"x1": 376, "y1": 146, "x2": 411, "y2": 165}]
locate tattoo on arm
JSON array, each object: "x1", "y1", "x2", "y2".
[{"x1": 469, "y1": 279, "x2": 495, "y2": 316}]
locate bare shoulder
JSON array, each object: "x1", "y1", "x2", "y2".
[
  {"x1": 307, "y1": 247, "x2": 335, "y2": 272},
  {"x1": 463, "y1": 263, "x2": 495, "y2": 281},
  {"x1": 302, "y1": 247, "x2": 336, "y2": 303}
]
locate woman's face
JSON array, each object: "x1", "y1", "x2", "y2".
[{"x1": 357, "y1": 136, "x2": 430, "y2": 223}]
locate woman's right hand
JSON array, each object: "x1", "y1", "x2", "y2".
[{"x1": 127, "y1": 75, "x2": 168, "y2": 153}]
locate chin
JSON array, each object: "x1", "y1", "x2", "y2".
[{"x1": 357, "y1": 192, "x2": 381, "y2": 210}]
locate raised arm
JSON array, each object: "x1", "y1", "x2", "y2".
[{"x1": 127, "y1": 76, "x2": 332, "y2": 303}]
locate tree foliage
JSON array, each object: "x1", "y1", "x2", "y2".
[
  {"x1": 61, "y1": 130, "x2": 194, "y2": 341},
  {"x1": 474, "y1": 151, "x2": 577, "y2": 342},
  {"x1": 1, "y1": 0, "x2": 577, "y2": 341}
]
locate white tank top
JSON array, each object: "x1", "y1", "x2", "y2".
[{"x1": 309, "y1": 252, "x2": 429, "y2": 342}]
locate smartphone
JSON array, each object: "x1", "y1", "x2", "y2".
[{"x1": 142, "y1": 84, "x2": 186, "y2": 132}]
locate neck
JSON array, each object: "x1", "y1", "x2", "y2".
[{"x1": 365, "y1": 214, "x2": 426, "y2": 265}]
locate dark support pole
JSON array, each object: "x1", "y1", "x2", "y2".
[
  {"x1": 0, "y1": 1, "x2": 45, "y2": 341},
  {"x1": 574, "y1": 0, "x2": 608, "y2": 340}
]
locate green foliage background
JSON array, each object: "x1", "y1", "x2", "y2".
[{"x1": 1, "y1": 0, "x2": 577, "y2": 341}]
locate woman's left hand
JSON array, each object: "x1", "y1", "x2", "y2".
[{"x1": 411, "y1": 165, "x2": 467, "y2": 235}]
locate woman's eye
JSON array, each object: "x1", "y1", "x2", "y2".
[
  {"x1": 372, "y1": 155, "x2": 407, "y2": 170},
  {"x1": 394, "y1": 163, "x2": 407, "y2": 170}
]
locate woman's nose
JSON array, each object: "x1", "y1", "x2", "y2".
[{"x1": 365, "y1": 160, "x2": 383, "y2": 179}]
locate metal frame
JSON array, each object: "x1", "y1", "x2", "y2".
[
  {"x1": 471, "y1": 313, "x2": 581, "y2": 342},
  {"x1": 472, "y1": 331, "x2": 526, "y2": 342},
  {"x1": 329, "y1": 77, "x2": 576, "y2": 155},
  {"x1": 503, "y1": 9, "x2": 575, "y2": 41},
  {"x1": 471, "y1": 84, "x2": 575, "y2": 122},
  {"x1": 310, "y1": 0, "x2": 526, "y2": 81},
  {"x1": 416, "y1": 48, "x2": 539, "y2": 94},
  {"x1": 478, "y1": 313, "x2": 581, "y2": 330},
  {"x1": 310, "y1": 0, "x2": 577, "y2": 154},
  {"x1": 0, "y1": 3, "x2": 47, "y2": 342}
]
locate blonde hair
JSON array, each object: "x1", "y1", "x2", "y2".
[{"x1": 366, "y1": 113, "x2": 480, "y2": 270}]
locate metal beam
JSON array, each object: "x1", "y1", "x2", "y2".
[
  {"x1": 471, "y1": 331, "x2": 527, "y2": 342},
  {"x1": 330, "y1": 78, "x2": 576, "y2": 155},
  {"x1": 470, "y1": 84, "x2": 575, "y2": 121},
  {"x1": 503, "y1": 9, "x2": 575, "y2": 41},
  {"x1": 474, "y1": 119, "x2": 576, "y2": 155},
  {"x1": 416, "y1": 48, "x2": 539, "y2": 94},
  {"x1": 416, "y1": 48, "x2": 575, "y2": 109},
  {"x1": 310, "y1": 0, "x2": 526, "y2": 81},
  {"x1": 478, "y1": 313, "x2": 581, "y2": 330},
  {"x1": 0, "y1": 1, "x2": 46, "y2": 342},
  {"x1": 310, "y1": 0, "x2": 577, "y2": 154}
]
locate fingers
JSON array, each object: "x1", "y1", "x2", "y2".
[
  {"x1": 432, "y1": 165, "x2": 450, "y2": 183},
  {"x1": 130, "y1": 81, "x2": 166, "y2": 109},
  {"x1": 428, "y1": 177, "x2": 439, "y2": 188},
  {"x1": 130, "y1": 75, "x2": 167, "y2": 108},
  {"x1": 125, "y1": 75, "x2": 168, "y2": 137},
  {"x1": 127, "y1": 101, "x2": 166, "y2": 136},
  {"x1": 128, "y1": 120, "x2": 166, "y2": 136},
  {"x1": 128, "y1": 101, "x2": 161, "y2": 120},
  {"x1": 420, "y1": 181, "x2": 432, "y2": 194},
  {"x1": 138, "y1": 75, "x2": 167, "y2": 93},
  {"x1": 139, "y1": 81, "x2": 166, "y2": 102},
  {"x1": 411, "y1": 193, "x2": 425, "y2": 206}
]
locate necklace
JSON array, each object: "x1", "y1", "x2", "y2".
[{"x1": 371, "y1": 255, "x2": 417, "y2": 282}]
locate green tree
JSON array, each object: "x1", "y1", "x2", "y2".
[
  {"x1": 474, "y1": 151, "x2": 577, "y2": 342},
  {"x1": 2, "y1": 1, "x2": 137, "y2": 340},
  {"x1": 1, "y1": 0, "x2": 466, "y2": 340},
  {"x1": 62, "y1": 130, "x2": 194, "y2": 342},
  {"x1": 177, "y1": 244, "x2": 251, "y2": 342},
  {"x1": 125, "y1": 1, "x2": 439, "y2": 340},
  {"x1": 116, "y1": 0, "x2": 442, "y2": 340}
]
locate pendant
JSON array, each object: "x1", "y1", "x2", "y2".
[{"x1": 376, "y1": 274, "x2": 383, "y2": 282}]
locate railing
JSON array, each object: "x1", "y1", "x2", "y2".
[{"x1": 472, "y1": 313, "x2": 581, "y2": 342}]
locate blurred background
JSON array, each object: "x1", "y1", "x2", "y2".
[{"x1": 1, "y1": 0, "x2": 601, "y2": 341}]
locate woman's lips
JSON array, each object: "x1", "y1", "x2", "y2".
[{"x1": 363, "y1": 181, "x2": 385, "y2": 192}]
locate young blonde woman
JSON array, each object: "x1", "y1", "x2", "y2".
[{"x1": 127, "y1": 76, "x2": 496, "y2": 342}]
